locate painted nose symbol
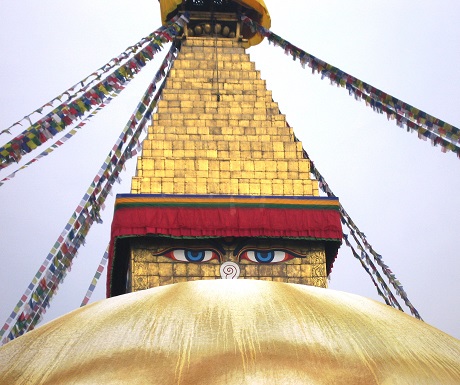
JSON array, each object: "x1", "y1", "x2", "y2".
[{"x1": 220, "y1": 262, "x2": 240, "y2": 279}]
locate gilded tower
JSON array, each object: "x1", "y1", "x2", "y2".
[{"x1": 107, "y1": 0, "x2": 342, "y2": 296}]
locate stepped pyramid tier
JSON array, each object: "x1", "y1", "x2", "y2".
[
  {"x1": 107, "y1": 36, "x2": 342, "y2": 297},
  {"x1": 133, "y1": 38, "x2": 317, "y2": 197}
]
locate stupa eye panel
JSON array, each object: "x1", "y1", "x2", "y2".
[{"x1": 123, "y1": 235, "x2": 331, "y2": 294}]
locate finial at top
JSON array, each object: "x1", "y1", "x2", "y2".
[{"x1": 158, "y1": 0, "x2": 271, "y2": 47}]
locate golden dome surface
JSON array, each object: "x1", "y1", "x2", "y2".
[{"x1": 1, "y1": 280, "x2": 459, "y2": 384}]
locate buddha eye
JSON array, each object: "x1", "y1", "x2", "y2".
[
  {"x1": 164, "y1": 249, "x2": 219, "y2": 263},
  {"x1": 240, "y1": 250, "x2": 294, "y2": 264}
]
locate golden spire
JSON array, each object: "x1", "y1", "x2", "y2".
[{"x1": 132, "y1": 37, "x2": 317, "y2": 197}]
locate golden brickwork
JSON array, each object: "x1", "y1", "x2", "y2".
[
  {"x1": 131, "y1": 38, "x2": 319, "y2": 196},
  {"x1": 128, "y1": 37, "x2": 327, "y2": 290},
  {"x1": 129, "y1": 238, "x2": 327, "y2": 291}
]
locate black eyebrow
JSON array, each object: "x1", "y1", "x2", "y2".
[
  {"x1": 232, "y1": 238, "x2": 251, "y2": 256},
  {"x1": 207, "y1": 239, "x2": 226, "y2": 255}
]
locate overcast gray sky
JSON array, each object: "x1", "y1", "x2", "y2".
[{"x1": 0, "y1": 0, "x2": 459, "y2": 339}]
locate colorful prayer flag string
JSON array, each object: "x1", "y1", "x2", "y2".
[
  {"x1": 304, "y1": 144, "x2": 423, "y2": 319},
  {"x1": 342, "y1": 234, "x2": 394, "y2": 308},
  {"x1": 280, "y1": 113, "x2": 423, "y2": 319},
  {"x1": 345, "y1": 230, "x2": 403, "y2": 311},
  {"x1": 0, "y1": 40, "x2": 182, "y2": 346},
  {"x1": 80, "y1": 247, "x2": 109, "y2": 307},
  {"x1": 0, "y1": 14, "x2": 189, "y2": 171},
  {"x1": 0, "y1": 14, "x2": 186, "y2": 138},
  {"x1": 241, "y1": 15, "x2": 460, "y2": 159},
  {"x1": 340, "y1": 205, "x2": 423, "y2": 320},
  {"x1": 0, "y1": 87, "x2": 125, "y2": 187}
]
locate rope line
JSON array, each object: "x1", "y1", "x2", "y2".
[
  {"x1": 0, "y1": 14, "x2": 188, "y2": 171},
  {"x1": 0, "y1": 41, "x2": 182, "y2": 346},
  {"x1": 241, "y1": 15, "x2": 460, "y2": 159},
  {"x1": 301, "y1": 143, "x2": 422, "y2": 319},
  {"x1": 80, "y1": 247, "x2": 109, "y2": 307},
  {"x1": 0, "y1": 15, "x2": 183, "y2": 137},
  {"x1": 343, "y1": 234, "x2": 393, "y2": 307},
  {"x1": 0, "y1": 86, "x2": 127, "y2": 186},
  {"x1": 244, "y1": 12, "x2": 424, "y2": 318}
]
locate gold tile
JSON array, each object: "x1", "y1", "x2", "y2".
[
  {"x1": 184, "y1": 182, "x2": 197, "y2": 194},
  {"x1": 272, "y1": 181, "x2": 283, "y2": 195},
  {"x1": 243, "y1": 160, "x2": 254, "y2": 171},
  {"x1": 174, "y1": 181, "x2": 185, "y2": 194},
  {"x1": 159, "y1": 263, "x2": 173, "y2": 277},
  {"x1": 239, "y1": 182, "x2": 249, "y2": 195},
  {"x1": 196, "y1": 182, "x2": 207, "y2": 194},
  {"x1": 187, "y1": 264, "x2": 201, "y2": 276},
  {"x1": 229, "y1": 160, "x2": 241, "y2": 171},
  {"x1": 241, "y1": 171, "x2": 255, "y2": 179},
  {"x1": 286, "y1": 265, "x2": 302, "y2": 278},
  {"x1": 301, "y1": 264, "x2": 313, "y2": 277},
  {"x1": 147, "y1": 263, "x2": 159, "y2": 276},
  {"x1": 201, "y1": 264, "x2": 218, "y2": 277},
  {"x1": 148, "y1": 275, "x2": 160, "y2": 288},
  {"x1": 249, "y1": 183, "x2": 261, "y2": 195},
  {"x1": 260, "y1": 182, "x2": 272, "y2": 195},
  {"x1": 243, "y1": 265, "x2": 259, "y2": 276},
  {"x1": 160, "y1": 276, "x2": 173, "y2": 286},
  {"x1": 277, "y1": 171, "x2": 288, "y2": 179},
  {"x1": 173, "y1": 277, "x2": 188, "y2": 284},
  {"x1": 254, "y1": 161, "x2": 265, "y2": 172},
  {"x1": 197, "y1": 159, "x2": 209, "y2": 170},
  {"x1": 259, "y1": 277, "x2": 273, "y2": 282},
  {"x1": 293, "y1": 180, "x2": 304, "y2": 195},
  {"x1": 173, "y1": 263, "x2": 187, "y2": 277},
  {"x1": 283, "y1": 183, "x2": 294, "y2": 195}
]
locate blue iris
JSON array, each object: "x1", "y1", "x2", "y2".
[
  {"x1": 185, "y1": 250, "x2": 206, "y2": 262},
  {"x1": 255, "y1": 251, "x2": 275, "y2": 263}
]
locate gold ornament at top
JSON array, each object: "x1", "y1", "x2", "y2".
[{"x1": 158, "y1": 0, "x2": 271, "y2": 47}]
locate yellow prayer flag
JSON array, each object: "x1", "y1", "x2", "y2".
[
  {"x1": 26, "y1": 140, "x2": 37, "y2": 150},
  {"x1": 76, "y1": 100, "x2": 87, "y2": 111},
  {"x1": 98, "y1": 85, "x2": 109, "y2": 95}
]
